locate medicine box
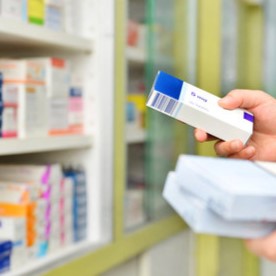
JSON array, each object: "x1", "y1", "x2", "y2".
[
  {"x1": 28, "y1": 0, "x2": 45, "y2": 25},
  {"x1": 0, "y1": 182, "x2": 36, "y2": 204},
  {"x1": 28, "y1": 57, "x2": 69, "y2": 98},
  {"x1": 45, "y1": 1, "x2": 64, "y2": 31},
  {"x1": 147, "y1": 71, "x2": 254, "y2": 144},
  {"x1": 0, "y1": 59, "x2": 48, "y2": 138},
  {"x1": 175, "y1": 154, "x2": 276, "y2": 221},
  {"x1": 0, "y1": 0, "x2": 23, "y2": 21},
  {"x1": 163, "y1": 171, "x2": 276, "y2": 238},
  {"x1": 28, "y1": 57, "x2": 71, "y2": 134},
  {"x1": 68, "y1": 87, "x2": 84, "y2": 134},
  {"x1": 0, "y1": 217, "x2": 26, "y2": 242}
]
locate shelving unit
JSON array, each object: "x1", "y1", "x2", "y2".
[
  {"x1": 0, "y1": 2, "x2": 115, "y2": 275},
  {"x1": 0, "y1": 0, "x2": 187, "y2": 274},
  {"x1": 5, "y1": 241, "x2": 101, "y2": 276},
  {"x1": 0, "y1": 1, "x2": 204, "y2": 275},
  {"x1": 0, "y1": 18, "x2": 93, "y2": 53},
  {"x1": 124, "y1": 0, "x2": 149, "y2": 232}
]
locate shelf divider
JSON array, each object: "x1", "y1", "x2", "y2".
[
  {"x1": 0, "y1": 18, "x2": 93, "y2": 53},
  {"x1": 0, "y1": 135, "x2": 93, "y2": 156}
]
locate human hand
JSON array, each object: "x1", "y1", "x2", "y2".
[
  {"x1": 245, "y1": 231, "x2": 276, "y2": 261},
  {"x1": 194, "y1": 89, "x2": 276, "y2": 161}
]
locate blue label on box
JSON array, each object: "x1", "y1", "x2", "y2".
[
  {"x1": 0, "y1": 256, "x2": 10, "y2": 269},
  {"x1": 36, "y1": 241, "x2": 48, "y2": 258},
  {"x1": 0, "y1": 241, "x2": 12, "y2": 253},
  {"x1": 153, "y1": 71, "x2": 183, "y2": 100},
  {"x1": 70, "y1": 87, "x2": 83, "y2": 97}
]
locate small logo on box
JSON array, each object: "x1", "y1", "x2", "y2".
[
  {"x1": 191, "y1": 91, "x2": 208, "y2": 103},
  {"x1": 243, "y1": 112, "x2": 254, "y2": 123}
]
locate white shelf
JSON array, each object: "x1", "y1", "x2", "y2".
[
  {"x1": 126, "y1": 46, "x2": 146, "y2": 64},
  {"x1": 0, "y1": 2, "x2": 116, "y2": 275},
  {"x1": 6, "y1": 241, "x2": 104, "y2": 276},
  {"x1": 0, "y1": 135, "x2": 93, "y2": 156},
  {"x1": 126, "y1": 126, "x2": 146, "y2": 144},
  {"x1": 0, "y1": 18, "x2": 93, "y2": 53}
]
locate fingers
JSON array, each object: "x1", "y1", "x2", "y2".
[
  {"x1": 194, "y1": 129, "x2": 218, "y2": 142},
  {"x1": 194, "y1": 129, "x2": 208, "y2": 142},
  {"x1": 245, "y1": 231, "x2": 276, "y2": 262},
  {"x1": 214, "y1": 140, "x2": 256, "y2": 159},
  {"x1": 194, "y1": 129, "x2": 256, "y2": 159},
  {"x1": 219, "y1": 89, "x2": 272, "y2": 110}
]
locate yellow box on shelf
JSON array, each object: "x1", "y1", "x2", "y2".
[
  {"x1": 127, "y1": 94, "x2": 146, "y2": 112},
  {"x1": 28, "y1": 0, "x2": 45, "y2": 25},
  {"x1": 127, "y1": 94, "x2": 146, "y2": 129}
]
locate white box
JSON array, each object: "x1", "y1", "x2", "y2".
[
  {"x1": 0, "y1": 59, "x2": 44, "y2": 82},
  {"x1": 0, "y1": 217, "x2": 26, "y2": 241},
  {"x1": 163, "y1": 172, "x2": 276, "y2": 238},
  {"x1": 0, "y1": 0, "x2": 23, "y2": 21},
  {"x1": 0, "y1": 164, "x2": 63, "y2": 211},
  {"x1": 64, "y1": 0, "x2": 95, "y2": 38},
  {"x1": 2, "y1": 106, "x2": 18, "y2": 138},
  {"x1": 48, "y1": 97, "x2": 69, "y2": 133},
  {"x1": 27, "y1": 57, "x2": 70, "y2": 98},
  {"x1": 11, "y1": 246, "x2": 29, "y2": 269},
  {"x1": 0, "y1": 59, "x2": 48, "y2": 138},
  {"x1": 124, "y1": 189, "x2": 146, "y2": 229},
  {"x1": 45, "y1": 1, "x2": 64, "y2": 31},
  {"x1": 0, "y1": 164, "x2": 63, "y2": 187},
  {"x1": 2, "y1": 83, "x2": 48, "y2": 138},
  {"x1": 147, "y1": 71, "x2": 254, "y2": 144},
  {"x1": 175, "y1": 154, "x2": 276, "y2": 221},
  {"x1": 0, "y1": 182, "x2": 39, "y2": 204}
]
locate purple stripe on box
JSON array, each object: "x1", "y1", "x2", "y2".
[
  {"x1": 41, "y1": 166, "x2": 51, "y2": 185},
  {"x1": 243, "y1": 112, "x2": 254, "y2": 123},
  {"x1": 42, "y1": 185, "x2": 51, "y2": 200}
]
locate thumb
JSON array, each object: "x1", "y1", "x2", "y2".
[{"x1": 219, "y1": 89, "x2": 272, "y2": 110}]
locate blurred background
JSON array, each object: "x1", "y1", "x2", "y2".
[
  {"x1": 111, "y1": 0, "x2": 276, "y2": 275},
  {"x1": 0, "y1": 0, "x2": 276, "y2": 275}
]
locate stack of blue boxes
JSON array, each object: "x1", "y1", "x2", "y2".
[
  {"x1": 64, "y1": 168, "x2": 87, "y2": 242},
  {"x1": 0, "y1": 240, "x2": 12, "y2": 274}
]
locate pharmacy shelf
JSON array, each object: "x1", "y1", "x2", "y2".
[
  {"x1": 126, "y1": 46, "x2": 146, "y2": 64},
  {"x1": 6, "y1": 241, "x2": 104, "y2": 276},
  {"x1": 43, "y1": 215, "x2": 184, "y2": 276},
  {"x1": 126, "y1": 126, "x2": 146, "y2": 143},
  {"x1": 0, "y1": 135, "x2": 93, "y2": 156},
  {"x1": 0, "y1": 18, "x2": 93, "y2": 53}
]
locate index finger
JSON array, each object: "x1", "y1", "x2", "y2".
[
  {"x1": 219, "y1": 89, "x2": 274, "y2": 110},
  {"x1": 194, "y1": 128, "x2": 218, "y2": 142}
]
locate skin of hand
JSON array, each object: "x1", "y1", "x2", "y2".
[
  {"x1": 245, "y1": 232, "x2": 276, "y2": 262},
  {"x1": 194, "y1": 89, "x2": 276, "y2": 260},
  {"x1": 194, "y1": 89, "x2": 276, "y2": 161}
]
